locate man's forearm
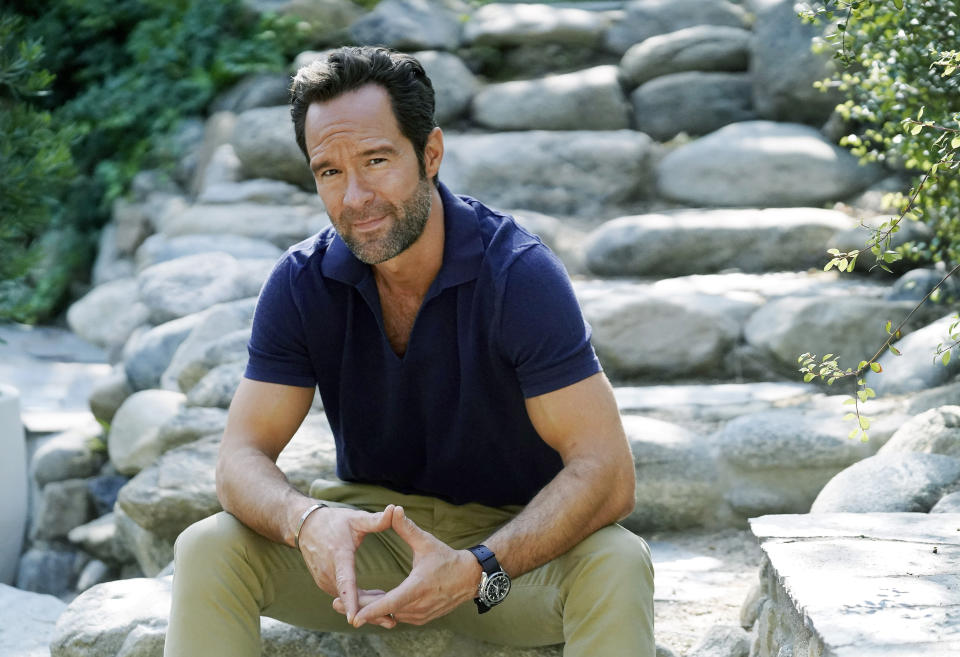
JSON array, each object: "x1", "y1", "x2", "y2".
[
  {"x1": 216, "y1": 445, "x2": 316, "y2": 548},
  {"x1": 483, "y1": 454, "x2": 635, "y2": 578}
]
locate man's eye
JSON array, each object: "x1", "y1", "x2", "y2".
[
  {"x1": 320, "y1": 169, "x2": 339, "y2": 178},
  {"x1": 368, "y1": 158, "x2": 386, "y2": 165}
]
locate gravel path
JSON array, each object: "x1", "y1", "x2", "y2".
[{"x1": 648, "y1": 528, "x2": 764, "y2": 657}]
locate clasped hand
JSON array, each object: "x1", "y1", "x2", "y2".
[{"x1": 297, "y1": 504, "x2": 480, "y2": 630}]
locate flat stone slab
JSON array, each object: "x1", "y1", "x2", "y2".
[
  {"x1": 615, "y1": 382, "x2": 812, "y2": 421},
  {"x1": 0, "y1": 324, "x2": 110, "y2": 433},
  {"x1": 751, "y1": 513, "x2": 960, "y2": 657}
]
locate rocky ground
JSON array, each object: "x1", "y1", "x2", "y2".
[{"x1": 649, "y1": 528, "x2": 763, "y2": 656}]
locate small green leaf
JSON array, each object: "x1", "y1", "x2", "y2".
[
  {"x1": 823, "y1": 354, "x2": 834, "y2": 361},
  {"x1": 803, "y1": 373, "x2": 815, "y2": 383},
  {"x1": 859, "y1": 416, "x2": 871, "y2": 430},
  {"x1": 890, "y1": 345, "x2": 902, "y2": 356},
  {"x1": 952, "y1": 136, "x2": 960, "y2": 149},
  {"x1": 848, "y1": 427, "x2": 860, "y2": 440},
  {"x1": 911, "y1": 123, "x2": 923, "y2": 135},
  {"x1": 843, "y1": 413, "x2": 856, "y2": 421},
  {"x1": 885, "y1": 320, "x2": 892, "y2": 334},
  {"x1": 843, "y1": 398, "x2": 857, "y2": 405},
  {"x1": 870, "y1": 362, "x2": 882, "y2": 373},
  {"x1": 943, "y1": 351, "x2": 952, "y2": 366}
]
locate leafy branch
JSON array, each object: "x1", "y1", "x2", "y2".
[{"x1": 796, "y1": 0, "x2": 960, "y2": 441}]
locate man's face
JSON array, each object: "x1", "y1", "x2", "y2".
[{"x1": 304, "y1": 84, "x2": 434, "y2": 265}]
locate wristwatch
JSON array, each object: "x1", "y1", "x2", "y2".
[{"x1": 467, "y1": 544, "x2": 511, "y2": 613}]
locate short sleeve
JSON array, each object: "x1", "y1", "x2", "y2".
[
  {"x1": 244, "y1": 256, "x2": 317, "y2": 388},
  {"x1": 498, "y1": 245, "x2": 601, "y2": 398}
]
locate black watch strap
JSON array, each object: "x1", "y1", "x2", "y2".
[
  {"x1": 467, "y1": 544, "x2": 506, "y2": 614},
  {"x1": 467, "y1": 544, "x2": 499, "y2": 575}
]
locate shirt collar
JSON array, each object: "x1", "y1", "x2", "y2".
[{"x1": 320, "y1": 181, "x2": 484, "y2": 292}]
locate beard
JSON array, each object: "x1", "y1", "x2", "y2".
[{"x1": 336, "y1": 176, "x2": 433, "y2": 265}]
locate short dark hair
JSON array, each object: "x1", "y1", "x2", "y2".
[{"x1": 290, "y1": 47, "x2": 436, "y2": 178}]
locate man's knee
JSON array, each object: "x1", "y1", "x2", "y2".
[
  {"x1": 174, "y1": 512, "x2": 256, "y2": 571},
  {"x1": 568, "y1": 525, "x2": 654, "y2": 589}
]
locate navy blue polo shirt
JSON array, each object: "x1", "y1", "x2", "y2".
[{"x1": 245, "y1": 182, "x2": 601, "y2": 507}]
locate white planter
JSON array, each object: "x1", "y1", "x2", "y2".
[{"x1": 0, "y1": 384, "x2": 27, "y2": 585}]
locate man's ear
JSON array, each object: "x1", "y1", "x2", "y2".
[{"x1": 423, "y1": 127, "x2": 443, "y2": 179}]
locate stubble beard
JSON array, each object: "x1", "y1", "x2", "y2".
[{"x1": 338, "y1": 176, "x2": 433, "y2": 265}]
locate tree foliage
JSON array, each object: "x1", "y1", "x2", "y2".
[
  {"x1": 0, "y1": 1, "x2": 309, "y2": 323},
  {"x1": 798, "y1": 0, "x2": 959, "y2": 440}
]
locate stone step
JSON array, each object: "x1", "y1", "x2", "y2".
[{"x1": 750, "y1": 513, "x2": 960, "y2": 657}]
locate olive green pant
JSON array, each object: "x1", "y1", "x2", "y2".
[{"x1": 164, "y1": 483, "x2": 655, "y2": 657}]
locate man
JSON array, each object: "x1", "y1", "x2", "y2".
[{"x1": 164, "y1": 46, "x2": 654, "y2": 657}]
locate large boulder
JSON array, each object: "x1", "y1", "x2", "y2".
[
  {"x1": 0, "y1": 583, "x2": 67, "y2": 657},
  {"x1": 687, "y1": 624, "x2": 750, "y2": 657},
  {"x1": 122, "y1": 314, "x2": 204, "y2": 391},
  {"x1": 810, "y1": 452, "x2": 960, "y2": 512},
  {"x1": 15, "y1": 545, "x2": 86, "y2": 596},
  {"x1": 136, "y1": 253, "x2": 273, "y2": 324},
  {"x1": 605, "y1": 0, "x2": 749, "y2": 55},
  {"x1": 88, "y1": 365, "x2": 134, "y2": 424},
  {"x1": 620, "y1": 25, "x2": 751, "y2": 88},
  {"x1": 879, "y1": 406, "x2": 960, "y2": 457},
  {"x1": 574, "y1": 280, "x2": 757, "y2": 378},
  {"x1": 349, "y1": 0, "x2": 464, "y2": 51},
  {"x1": 931, "y1": 491, "x2": 960, "y2": 513},
  {"x1": 750, "y1": 0, "x2": 842, "y2": 125},
  {"x1": 210, "y1": 73, "x2": 290, "y2": 114},
  {"x1": 715, "y1": 409, "x2": 877, "y2": 518},
  {"x1": 231, "y1": 106, "x2": 314, "y2": 189},
  {"x1": 464, "y1": 3, "x2": 608, "y2": 47},
  {"x1": 657, "y1": 121, "x2": 881, "y2": 207},
  {"x1": 622, "y1": 416, "x2": 725, "y2": 531},
  {"x1": 30, "y1": 479, "x2": 93, "y2": 542},
  {"x1": 159, "y1": 202, "x2": 328, "y2": 249},
  {"x1": 50, "y1": 577, "x2": 567, "y2": 657},
  {"x1": 117, "y1": 414, "x2": 336, "y2": 543},
  {"x1": 472, "y1": 66, "x2": 631, "y2": 131},
  {"x1": 66, "y1": 278, "x2": 150, "y2": 351},
  {"x1": 744, "y1": 295, "x2": 918, "y2": 371},
  {"x1": 442, "y1": 131, "x2": 655, "y2": 217},
  {"x1": 584, "y1": 208, "x2": 852, "y2": 277},
  {"x1": 155, "y1": 407, "x2": 229, "y2": 452},
  {"x1": 113, "y1": 506, "x2": 174, "y2": 578},
  {"x1": 865, "y1": 314, "x2": 960, "y2": 396},
  {"x1": 631, "y1": 72, "x2": 754, "y2": 141},
  {"x1": 414, "y1": 50, "x2": 479, "y2": 125},
  {"x1": 245, "y1": 0, "x2": 363, "y2": 45},
  {"x1": 161, "y1": 297, "x2": 257, "y2": 392},
  {"x1": 186, "y1": 361, "x2": 247, "y2": 408},
  {"x1": 68, "y1": 513, "x2": 134, "y2": 565},
  {"x1": 136, "y1": 233, "x2": 283, "y2": 271},
  {"x1": 198, "y1": 177, "x2": 320, "y2": 207},
  {"x1": 108, "y1": 390, "x2": 187, "y2": 475},
  {"x1": 50, "y1": 577, "x2": 172, "y2": 657},
  {"x1": 31, "y1": 419, "x2": 106, "y2": 487}
]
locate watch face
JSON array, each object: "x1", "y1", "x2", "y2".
[{"x1": 481, "y1": 571, "x2": 511, "y2": 606}]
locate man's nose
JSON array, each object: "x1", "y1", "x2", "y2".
[{"x1": 342, "y1": 174, "x2": 374, "y2": 209}]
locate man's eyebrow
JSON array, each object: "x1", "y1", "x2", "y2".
[
  {"x1": 310, "y1": 145, "x2": 399, "y2": 172},
  {"x1": 360, "y1": 145, "x2": 399, "y2": 158}
]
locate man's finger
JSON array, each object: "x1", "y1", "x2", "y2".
[
  {"x1": 352, "y1": 578, "x2": 418, "y2": 627},
  {"x1": 390, "y1": 506, "x2": 431, "y2": 548},
  {"x1": 333, "y1": 549, "x2": 360, "y2": 624},
  {"x1": 354, "y1": 504, "x2": 395, "y2": 534}
]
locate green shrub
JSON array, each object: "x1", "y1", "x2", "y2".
[
  {"x1": 0, "y1": 15, "x2": 84, "y2": 322},
  {"x1": 807, "y1": 0, "x2": 960, "y2": 266},
  {"x1": 1, "y1": 1, "x2": 309, "y2": 324}
]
